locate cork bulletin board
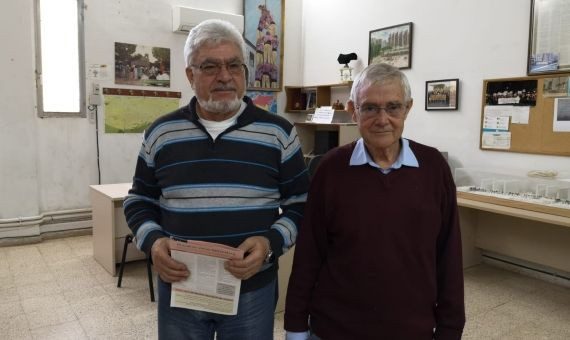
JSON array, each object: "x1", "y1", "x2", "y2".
[{"x1": 480, "y1": 73, "x2": 570, "y2": 156}]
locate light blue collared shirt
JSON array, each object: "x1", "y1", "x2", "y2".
[{"x1": 349, "y1": 138, "x2": 419, "y2": 174}]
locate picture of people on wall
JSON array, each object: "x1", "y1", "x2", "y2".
[
  {"x1": 425, "y1": 79, "x2": 459, "y2": 110},
  {"x1": 485, "y1": 80, "x2": 537, "y2": 106},
  {"x1": 115, "y1": 42, "x2": 171, "y2": 88}
]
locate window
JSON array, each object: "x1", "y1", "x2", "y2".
[{"x1": 35, "y1": 0, "x2": 85, "y2": 117}]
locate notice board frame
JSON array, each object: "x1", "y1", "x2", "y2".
[{"x1": 480, "y1": 73, "x2": 570, "y2": 156}]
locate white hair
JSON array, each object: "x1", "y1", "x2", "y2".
[
  {"x1": 349, "y1": 63, "x2": 412, "y2": 105},
  {"x1": 183, "y1": 19, "x2": 246, "y2": 68}
]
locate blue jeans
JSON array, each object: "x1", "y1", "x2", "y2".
[{"x1": 158, "y1": 277, "x2": 276, "y2": 340}]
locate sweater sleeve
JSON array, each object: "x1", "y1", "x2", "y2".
[
  {"x1": 434, "y1": 162, "x2": 466, "y2": 340},
  {"x1": 284, "y1": 157, "x2": 328, "y2": 332},
  {"x1": 265, "y1": 126, "x2": 310, "y2": 258},
  {"x1": 123, "y1": 136, "x2": 166, "y2": 258}
]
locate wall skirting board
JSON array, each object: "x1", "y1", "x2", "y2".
[
  {"x1": 482, "y1": 252, "x2": 570, "y2": 289},
  {"x1": 0, "y1": 209, "x2": 92, "y2": 242}
]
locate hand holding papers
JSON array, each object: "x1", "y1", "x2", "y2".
[{"x1": 170, "y1": 240, "x2": 244, "y2": 315}]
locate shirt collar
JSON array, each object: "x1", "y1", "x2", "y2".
[{"x1": 349, "y1": 138, "x2": 419, "y2": 172}]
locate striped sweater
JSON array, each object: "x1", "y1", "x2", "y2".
[{"x1": 124, "y1": 96, "x2": 310, "y2": 292}]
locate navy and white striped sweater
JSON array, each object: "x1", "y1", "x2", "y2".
[{"x1": 124, "y1": 96, "x2": 310, "y2": 292}]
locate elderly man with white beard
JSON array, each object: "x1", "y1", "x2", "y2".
[{"x1": 124, "y1": 19, "x2": 309, "y2": 340}]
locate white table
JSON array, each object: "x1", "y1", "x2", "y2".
[{"x1": 90, "y1": 183, "x2": 145, "y2": 276}]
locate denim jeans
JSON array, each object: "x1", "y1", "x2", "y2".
[{"x1": 158, "y1": 277, "x2": 276, "y2": 340}]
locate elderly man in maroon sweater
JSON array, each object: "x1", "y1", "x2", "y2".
[{"x1": 284, "y1": 63, "x2": 465, "y2": 340}]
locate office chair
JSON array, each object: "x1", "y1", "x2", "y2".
[{"x1": 117, "y1": 234, "x2": 155, "y2": 302}]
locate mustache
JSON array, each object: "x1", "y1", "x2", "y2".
[{"x1": 213, "y1": 85, "x2": 237, "y2": 91}]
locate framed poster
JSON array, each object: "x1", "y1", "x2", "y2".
[
  {"x1": 425, "y1": 79, "x2": 459, "y2": 111},
  {"x1": 368, "y1": 22, "x2": 413, "y2": 69},
  {"x1": 243, "y1": 0, "x2": 284, "y2": 91},
  {"x1": 527, "y1": 0, "x2": 570, "y2": 75}
]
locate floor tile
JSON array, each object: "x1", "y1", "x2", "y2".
[
  {"x1": 0, "y1": 300, "x2": 25, "y2": 321},
  {"x1": 0, "y1": 286, "x2": 20, "y2": 304},
  {"x1": 26, "y1": 305, "x2": 77, "y2": 329},
  {"x1": 30, "y1": 320, "x2": 87, "y2": 340},
  {"x1": 78, "y1": 310, "x2": 134, "y2": 338},
  {"x1": 0, "y1": 313, "x2": 30, "y2": 335},
  {"x1": 17, "y1": 281, "x2": 62, "y2": 300},
  {"x1": 63, "y1": 284, "x2": 108, "y2": 304},
  {"x1": 69, "y1": 294, "x2": 118, "y2": 319},
  {"x1": 21, "y1": 294, "x2": 69, "y2": 314}
]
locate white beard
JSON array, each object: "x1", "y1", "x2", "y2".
[{"x1": 197, "y1": 97, "x2": 242, "y2": 114}]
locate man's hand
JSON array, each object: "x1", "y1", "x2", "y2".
[
  {"x1": 225, "y1": 236, "x2": 271, "y2": 280},
  {"x1": 151, "y1": 237, "x2": 190, "y2": 283}
]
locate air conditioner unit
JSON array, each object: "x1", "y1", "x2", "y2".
[{"x1": 172, "y1": 6, "x2": 244, "y2": 34}]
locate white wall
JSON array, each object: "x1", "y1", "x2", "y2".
[
  {"x1": 300, "y1": 0, "x2": 569, "y2": 172},
  {"x1": 0, "y1": 0, "x2": 40, "y2": 219}
]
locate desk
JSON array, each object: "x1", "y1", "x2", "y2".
[
  {"x1": 90, "y1": 183, "x2": 145, "y2": 276},
  {"x1": 457, "y1": 195, "x2": 570, "y2": 273},
  {"x1": 88, "y1": 183, "x2": 294, "y2": 311}
]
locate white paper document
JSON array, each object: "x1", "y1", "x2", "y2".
[
  {"x1": 311, "y1": 106, "x2": 334, "y2": 124},
  {"x1": 511, "y1": 106, "x2": 530, "y2": 124},
  {"x1": 481, "y1": 132, "x2": 511, "y2": 150},
  {"x1": 483, "y1": 115, "x2": 510, "y2": 131},
  {"x1": 484, "y1": 105, "x2": 529, "y2": 125},
  {"x1": 170, "y1": 240, "x2": 244, "y2": 315}
]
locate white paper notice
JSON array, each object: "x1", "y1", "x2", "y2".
[
  {"x1": 484, "y1": 105, "x2": 529, "y2": 125},
  {"x1": 87, "y1": 64, "x2": 109, "y2": 79},
  {"x1": 511, "y1": 106, "x2": 530, "y2": 124},
  {"x1": 483, "y1": 115, "x2": 510, "y2": 131},
  {"x1": 481, "y1": 132, "x2": 511, "y2": 149},
  {"x1": 484, "y1": 105, "x2": 512, "y2": 117},
  {"x1": 170, "y1": 240, "x2": 244, "y2": 315},
  {"x1": 311, "y1": 106, "x2": 334, "y2": 124},
  {"x1": 553, "y1": 97, "x2": 570, "y2": 132}
]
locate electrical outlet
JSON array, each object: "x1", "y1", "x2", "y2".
[{"x1": 92, "y1": 83, "x2": 100, "y2": 95}]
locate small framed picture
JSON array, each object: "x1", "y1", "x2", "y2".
[
  {"x1": 368, "y1": 22, "x2": 413, "y2": 69},
  {"x1": 425, "y1": 79, "x2": 459, "y2": 111}
]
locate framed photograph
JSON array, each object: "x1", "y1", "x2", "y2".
[
  {"x1": 425, "y1": 79, "x2": 459, "y2": 111},
  {"x1": 243, "y1": 0, "x2": 284, "y2": 91},
  {"x1": 527, "y1": 0, "x2": 570, "y2": 75},
  {"x1": 485, "y1": 80, "x2": 537, "y2": 106},
  {"x1": 114, "y1": 42, "x2": 171, "y2": 87},
  {"x1": 368, "y1": 22, "x2": 413, "y2": 69}
]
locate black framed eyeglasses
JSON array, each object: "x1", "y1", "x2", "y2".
[
  {"x1": 356, "y1": 103, "x2": 406, "y2": 118},
  {"x1": 191, "y1": 61, "x2": 246, "y2": 76}
]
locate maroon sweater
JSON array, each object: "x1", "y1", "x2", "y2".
[{"x1": 284, "y1": 140, "x2": 465, "y2": 340}]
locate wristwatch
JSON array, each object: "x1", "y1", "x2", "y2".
[{"x1": 264, "y1": 248, "x2": 274, "y2": 263}]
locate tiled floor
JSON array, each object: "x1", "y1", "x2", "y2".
[{"x1": 1, "y1": 235, "x2": 569, "y2": 339}]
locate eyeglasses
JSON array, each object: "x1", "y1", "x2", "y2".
[
  {"x1": 356, "y1": 103, "x2": 406, "y2": 118},
  {"x1": 191, "y1": 61, "x2": 246, "y2": 76}
]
